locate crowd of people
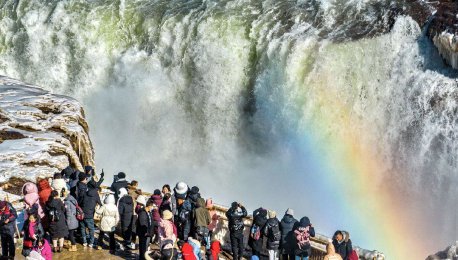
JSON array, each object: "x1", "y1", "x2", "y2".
[{"x1": 0, "y1": 165, "x2": 358, "y2": 260}]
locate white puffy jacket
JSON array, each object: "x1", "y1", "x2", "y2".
[{"x1": 97, "y1": 194, "x2": 120, "y2": 232}]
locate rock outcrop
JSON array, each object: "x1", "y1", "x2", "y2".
[
  {"x1": 0, "y1": 76, "x2": 94, "y2": 181},
  {"x1": 427, "y1": 0, "x2": 458, "y2": 69},
  {"x1": 426, "y1": 242, "x2": 458, "y2": 260}
]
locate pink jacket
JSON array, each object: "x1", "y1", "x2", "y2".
[
  {"x1": 35, "y1": 239, "x2": 52, "y2": 260},
  {"x1": 159, "y1": 219, "x2": 176, "y2": 249},
  {"x1": 23, "y1": 182, "x2": 45, "y2": 218}
]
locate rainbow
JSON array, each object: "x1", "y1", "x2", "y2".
[{"x1": 297, "y1": 80, "x2": 424, "y2": 259}]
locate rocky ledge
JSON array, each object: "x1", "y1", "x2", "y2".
[
  {"x1": 426, "y1": 242, "x2": 458, "y2": 260},
  {"x1": 0, "y1": 76, "x2": 94, "y2": 181},
  {"x1": 426, "y1": 0, "x2": 458, "y2": 69}
]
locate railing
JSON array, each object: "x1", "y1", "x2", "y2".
[{"x1": 210, "y1": 204, "x2": 385, "y2": 260}]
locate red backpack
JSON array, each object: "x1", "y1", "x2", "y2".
[
  {"x1": 348, "y1": 250, "x2": 359, "y2": 260},
  {"x1": 75, "y1": 203, "x2": 85, "y2": 221}
]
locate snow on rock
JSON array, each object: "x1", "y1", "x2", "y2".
[
  {"x1": 426, "y1": 242, "x2": 458, "y2": 260},
  {"x1": 427, "y1": 1, "x2": 458, "y2": 69},
  {"x1": 0, "y1": 75, "x2": 94, "y2": 182}
]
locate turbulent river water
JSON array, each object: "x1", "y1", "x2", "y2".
[{"x1": 1, "y1": 0, "x2": 457, "y2": 258}]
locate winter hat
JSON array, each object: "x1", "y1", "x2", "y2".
[
  {"x1": 119, "y1": 188, "x2": 128, "y2": 198},
  {"x1": 84, "y1": 166, "x2": 94, "y2": 175},
  {"x1": 0, "y1": 201, "x2": 7, "y2": 209},
  {"x1": 136, "y1": 195, "x2": 147, "y2": 206},
  {"x1": 153, "y1": 189, "x2": 161, "y2": 196},
  {"x1": 190, "y1": 186, "x2": 199, "y2": 194},
  {"x1": 104, "y1": 194, "x2": 115, "y2": 205},
  {"x1": 285, "y1": 208, "x2": 294, "y2": 216},
  {"x1": 117, "y1": 172, "x2": 126, "y2": 179},
  {"x1": 231, "y1": 202, "x2": 238, "y2": 209},
  {"x1": 162, "y1": 210, "x2": 173, "y2": 221},
  {"x1": 268, "y1": 210, "x2": 277, "y2": 219},
  {"x1": 174, "y1": 182, "x2": 188, "y2": 196},
  {"x1": 206, "y1": 198, "x2": 214, "y2": 209}
]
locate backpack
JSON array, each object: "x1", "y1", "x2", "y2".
[
  {"x1": 75, "y1": 203, "x2": 85, "y2": 221},
  {"x1": 295, "y1": 226, "x2": 311, "y2": 250},
  {"x1": 250, "y1": 224, "x2": 261, "y2": 241},
  {"x1": 269, "y1": 222, "x2": 281, "y2": 241},
  {"x1": 348, "y1": 250, "x2": 359, "y2": 260}
]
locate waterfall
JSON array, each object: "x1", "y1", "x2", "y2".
[{"x1": 1, "y1": 0, "x2": 457, "y2": 257}]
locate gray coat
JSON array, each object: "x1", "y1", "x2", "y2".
[{"x1": 64, "y1": 195, "x2": 79, "y2": 230}]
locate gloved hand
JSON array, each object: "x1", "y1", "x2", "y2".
[{"x1": 100, "y1": 169, "x2": 105, "y2": 178}]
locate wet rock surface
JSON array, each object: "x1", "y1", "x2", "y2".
[{"x1": 0, "y1": 75, "x2": 94, "y2": 181}]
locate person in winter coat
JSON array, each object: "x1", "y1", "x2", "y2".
[
  {"x1": 33, "y1": 237, "x2": 52, "y2": 260},
  {"x1": 63, "y1": 189, "x2": 79, "y2": 252},
  {"x1": 325, "y1": 242, "x2": 343, "y2": 260},
  {"x1": 179, "y1": 240, "x2": 197, "y2": 260},
  {"x1": 280, "y1": 208, "x2": 298, "y2": 260},
  {"x1": 61, "y1": 166, "x2": 76, "y2": 183},
  {"x1": 332, "y1": 231, "x2": 353, "y2": 260},
  {"x1": 187, "y1": 186, "x2": 201, "y2": 208},
  {"x1": 263, "y1": 211, "x2": 281, "y2": 260},
  {"x1": 159, "y1": 210, "x2": 177, "y2": 260},
  {"x1": 160, "y1": 193, "x2": 173, "y2": 216},
  {"x1": 118, "y1": 187, "x2": 134, "y2": 249},
  {"x1": 206, "y1": 198, "x2": 219, "y2": 239},
  {"x1": 175, "y1": 197, "x2": 192, "y2": 241},
  {"x1": 249, "y1": 207, "x2": 268, "y2": 257},
  {"x1": 132, "y1": 194, "x2": 147, "y2": 250},
  {"x1": 162, "y1": 184, "x2": 176, "y2": 215},
  {"x1": 96, "y1": 194, "x2": 120, "y2": 254},
  {"x1": 22, "y1": 182, "x2": 45, "y2": 220},
  {"x1": 51, "y1": 173, "x2": 67, "y2": 198},
  {"x1": 85, "y1": 166, "x2": 104, "y2": 189},
  {"x1": 37, "y1": 179, "x2": 52, "y2": 207},
  {"x1": 137, "y1": 200, "x2": 155, "y2": 260},
  {"x1": 294, "y1": 216, "x2": 315, "y2": 260},
  {"x1": 111, "y1": 172, "x2": 129, "y2": 202},
  {"x1": 80, "y1": 185, "x2": 101, "y2": 247},
  {"x1": 71, "y1": 174, "x2": 88, "y2": 204},
  {"x1": 209, "y1": 240, "x2": 221, "y2": 260},
  {"x1": 0, "y1": 200, "x2": 17, "y2": 258},
  {"x1": 128, "y1": 180, "x2": 142, "y2": 247},
  {"x1": 225, "y1": 202, "x2": 247, "y2": 260},
  {"x1": 22, "y1": 211, "x2": 44, "y2": 256},
  {"x1": 46, "y1": 190, "x2": 69, "y2": 253},
  {"x1": 151, "y1": 189, "x2": 163, "y2": 243},
  {"x1": 193, "y1": 198, "x2": 210, "y2": 248}
]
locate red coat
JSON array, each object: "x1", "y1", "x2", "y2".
[
  {"x1": 210, "y1": 241, "x2": 221, "y2": 260},
  {"x1": 37, "y1": 179, "x2": 52, "y2": 206},
  {"x1": 181, "y1": 242, "x2": 197, "y2": 260}
]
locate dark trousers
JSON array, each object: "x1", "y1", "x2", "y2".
[
  {"x1": 98, "y1": 231, "x2": 116, "y2": 251},
  {"x1": 121, "y1": 222, "x2": 132, "y2": 244},
  {"x1": 282, "y1": 254, "x2": 295, "y2": 260},
  {"x1": 68, "y1": 229, "x2": 77, "y2": 245},
  {"x1": 1, "y1": 233, "x2": 15, "y2": 257},
  {"x1": 230, "y1": 231, "x2": 244, "y2": 260},
  {"x1": 138, "y1": 235, "x2": 151, "y2": 260},
  {"x1": 131, "y1": 215, "x2": 138, "y2": 244}
]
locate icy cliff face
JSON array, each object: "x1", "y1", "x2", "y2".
[
  {"x1": 427, "y1": 242, "x2": 458, "y2": 260},
  {"x1": 427, "y1": 1, "x2": 458, "y2": 69},
  {"x1": 0, "y1": 75, "x2": 94, "y2": 181}
]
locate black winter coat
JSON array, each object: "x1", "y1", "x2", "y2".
[
  {"x1": 71, "y1": 181, "x2": 87, "y2": 204},
  {"x1": 46, "y1": 198, "x2": 68, "y2": 239},
  {"x1": 111, "y1": 180, "x2": 129, "y2": 202},
  {"x1": 249, "y1": 208, "x2": 268, "y2": 253},
  {"x1": 80, "y1": 188, "x2": 101, "y2": 219},
  {"x1": 137, "y1": 208, "x2": 154, "y2": 237},
  {"x1": 118, "y1": 195, "x2": 134, "y2": 231},
  {"x1": 280, "y1": 214, "x2": 298, "y2": 254},
  {"x1": 0, "y1": 203, "x2": 17, "y2": 236},
  {"x1": 263, "y1": 217, "x2": 281, "y2": 250},
  {"x1": 293, "y1": 217, "x2": 315, "y2": 257},
  {"x1": 225, "y1": 206, "x2": 247, "y2": 234},
  {"x1": 333, "y1": 239, "x2": 352, "y2": 260}
]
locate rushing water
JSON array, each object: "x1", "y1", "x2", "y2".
[{"x1": 1, "y1": 0, "x2": 457, "y2": 257}]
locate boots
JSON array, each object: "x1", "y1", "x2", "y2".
[{"x1": 68, "y1": 245, "x2": 77, "y2": 252}]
